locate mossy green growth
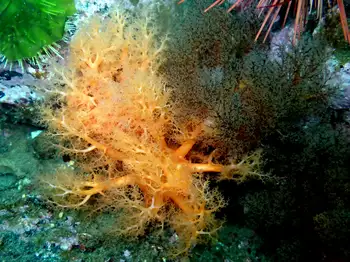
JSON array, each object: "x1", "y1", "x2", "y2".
[{"x1": 0, "y1": 0, "x2": 76, "y2": 67}]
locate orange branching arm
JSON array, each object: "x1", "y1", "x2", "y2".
[{"x1": 174, "y1": 139, "x2": 196, "y2": 159}]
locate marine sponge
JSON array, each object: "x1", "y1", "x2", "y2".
[{"x1": 0, "y1": 0, "x2": 76, "y2": 70}]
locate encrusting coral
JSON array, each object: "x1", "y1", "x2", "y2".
[{"x1": 38, "y1": 8, "x2": 261, "y2": 255}]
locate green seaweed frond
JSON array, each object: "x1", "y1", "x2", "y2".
[{"x1": 0, "y1": 0, "x2": 76, "y2": 71}]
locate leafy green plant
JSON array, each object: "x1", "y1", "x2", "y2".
[{"x1": 0, "y1": 0, "x2": 76, "y2": 70}]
